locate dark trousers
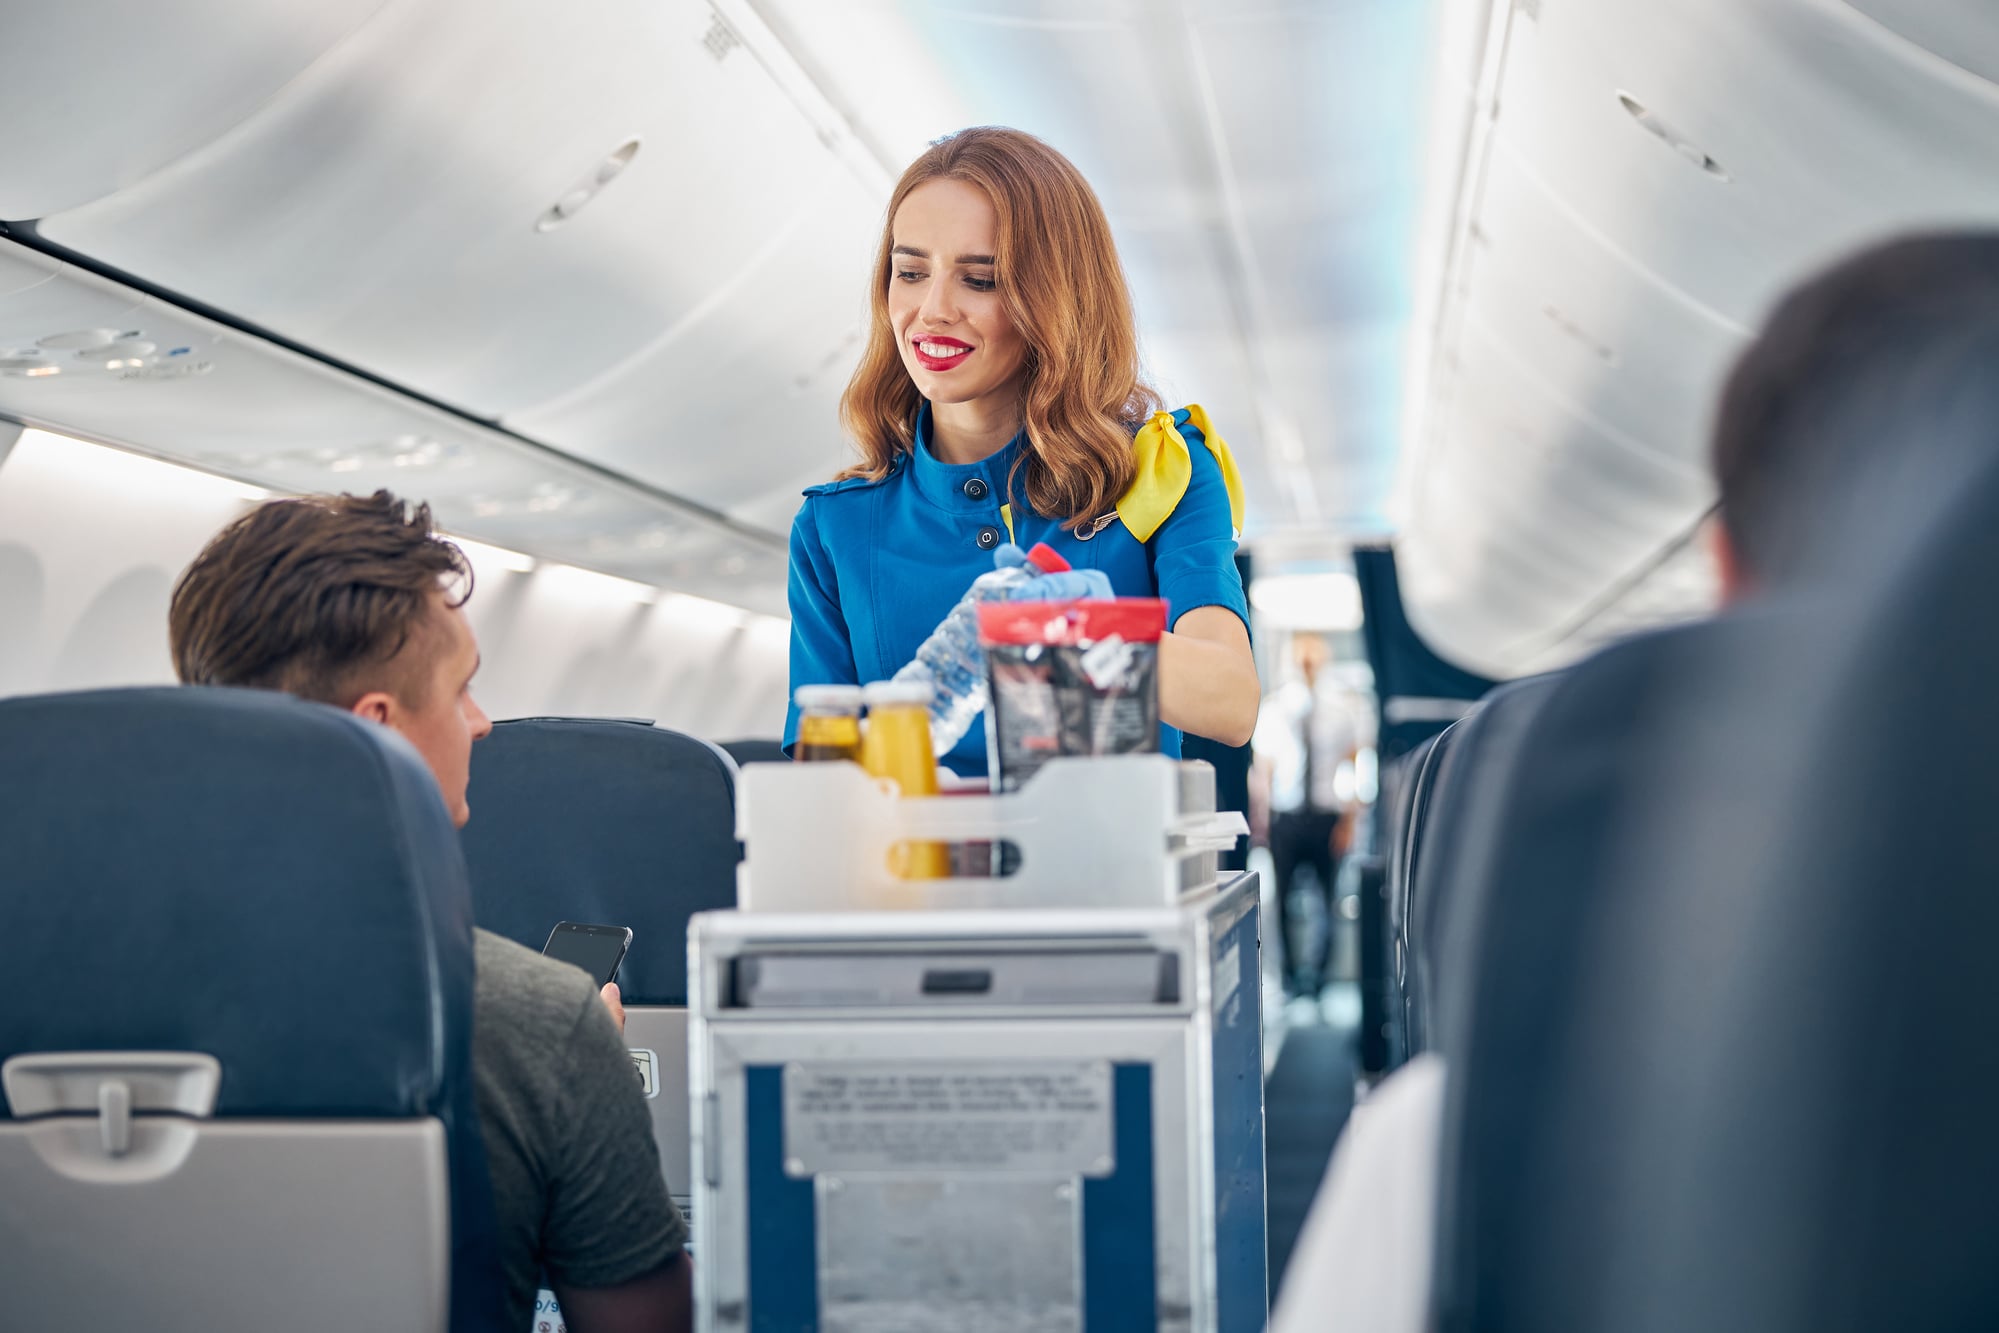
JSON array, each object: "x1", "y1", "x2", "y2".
[{"x1": 1271, "y1": 807, "x2": 1341, "y2": 989}]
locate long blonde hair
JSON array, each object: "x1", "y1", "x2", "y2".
[{"x1": 837, "y1": 127, "x2": 1161, "y2": 529}]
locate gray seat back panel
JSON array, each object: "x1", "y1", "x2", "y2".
[
  {"x1": 625, "y1": 1006, "x2": 690, "y2": 1201},
  {"x1": 0, "y1": 1118, "x2": 448, "y2": 1333}
]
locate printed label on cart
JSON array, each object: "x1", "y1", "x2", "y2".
[{"x1": 783, "y1": 1061, "x2": 1113, "y2": 1177}]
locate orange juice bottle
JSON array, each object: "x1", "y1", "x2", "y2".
[
  {"x1": 793, "y1": 684, "x2": 863, "y2": 762},
  {"x1": 861, "y1": 680, "x2": 950, "y2": 881}
]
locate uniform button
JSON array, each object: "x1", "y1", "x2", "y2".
[
  {"x1": 962, "y1": 477, "x2": 989, "y2": 501},
  {"x1": 976, "y1": 526, "x2": 1001, "y2": 550}
]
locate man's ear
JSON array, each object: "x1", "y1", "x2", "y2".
[
  {"x1": 349, "y1": 691, "x2": 396, "y2": 727},
  {"x1": 1708, "y1": 512, "x2": 1753, "y2": 606}
]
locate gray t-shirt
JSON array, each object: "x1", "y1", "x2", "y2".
[{"x1": 472, "y1": 928, "x2": 688, "y2": 1329}]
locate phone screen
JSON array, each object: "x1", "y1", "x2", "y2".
[{"x1": 542, "y1": 922, "x2": 632, "y2": 987}]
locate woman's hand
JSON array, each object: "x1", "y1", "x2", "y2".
[
  {"x1": 991, "y1": 541, "x2": 1113, "y2": 601},
  {"x1": 1008, "y1": 568, "x2": 1113, "y2": 601},
  {"x1": 1159, "y1": 607, "x2": 1259, "y2": 748}
]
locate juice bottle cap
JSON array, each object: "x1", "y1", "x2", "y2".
[
  {"x1": 794, "y1": 684, "x2": 864, "y2": 711},
  {"x1": 862, "y1": 679, "x2": 934, "y2": 707}
]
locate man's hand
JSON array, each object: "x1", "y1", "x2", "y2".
[{"x1": 599, "y1": 982, "x2": 626, "y2": 1034}]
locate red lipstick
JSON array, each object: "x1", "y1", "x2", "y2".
[{"x1": 911, "y1": 335, "x2": 973, "y2": 373}]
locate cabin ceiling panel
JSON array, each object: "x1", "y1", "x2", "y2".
[
  {"x1": 1492, "y1": 0, "x2": 1999, "y2": 329},
  {"x1": 34, "y1": 0, "x2": 875, "y2": 424},
  {"x1": 1176, "y1": 0, "x2": 1430, "y2": 534},
  {"x1": 1190, "y1": 1, "x2": 1424, "y2": 340},
  {"x1": 0, "y1": 0, "x2": 389, "y2": 221}
]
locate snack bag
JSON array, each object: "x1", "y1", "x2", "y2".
[{"x1": 977, "y1": 598, "x2": 1168, "y2": 792}]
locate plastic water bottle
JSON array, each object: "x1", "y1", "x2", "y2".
[{"x1": 894, "y1": 542, "x2": 1071, "y2": 755}]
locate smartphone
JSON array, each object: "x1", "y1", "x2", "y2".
[{"x1": 541, "y1": 921, "x2": 633, "y2": 987}]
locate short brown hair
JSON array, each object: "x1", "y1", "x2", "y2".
[
  {"x1": 170, "y1": 489, "x2": 472, "y2": 708},
  {"x1": 1712, "y1": 232, "x2": 1999, "y2": 584}
]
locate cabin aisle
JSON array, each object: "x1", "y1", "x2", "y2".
[{"x1": 1264, "y1": 1001, "x2": 1358, "y2": 1299}]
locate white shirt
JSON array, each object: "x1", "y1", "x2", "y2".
[{"x1": 1255, "y1": 676, "x2": 1371, "y2": 814}]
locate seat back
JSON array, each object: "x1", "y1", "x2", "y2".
[
  {"x1": 1509, "y1": 466, "x2": 1999, "y2": 1332},
  {"x1": 0, "y1": 687, "x2": 502, "y2": 1333},
  {"x1": 1384, "y1": 729, "x2": 1451, "y2": 1063},
  {"x1": 719, "y1": 737, "x2": 791, "y2": 768},
  {"x1": 1403, "y1": 674, "x2": 1563, "y2": 1055},
  {"x1": 1365, "y1": 734, "x2": 1439, "y2": 1075},
  {"x1": 461, "y1": 717, "x2": 739, "y2": 1201},
  {"x1": 1426, "y1": 614, "x2": 1781, "y2": 1331}
]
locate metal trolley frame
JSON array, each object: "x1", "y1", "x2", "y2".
[{"x1": 688, "y1": 872, "x2": 1266, "y2": 1333}]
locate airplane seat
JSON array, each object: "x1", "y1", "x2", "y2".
[
  {"x1": 1383, "y1": 727, "x2": 1452, "y2": 1063},
  {"x1": 459, "y1": 716, "x2": 740, "y2": 1205},
  {"x1": 1366, "y1": 734, "x2": 1439, "y2": 1075},
  {"x1": 1403, "y1": 673, "x2": 1564, "y2": 1056},
  {"x1": 1486, "y1": 461, "x2": 1999, "y2": 1332},
  {"x1": 0, "y1": 686, "x2": 504, "y2": 1333},
  {"x1": 1351, "y1": 850, "x2": 1393, "y2": 1074},
  {"x1": 1423, "y1": 612, "x2": 1786, "y2": 1332},
  {"x1": 1275, "y1": 624, "x2": 1718, "y2": 1333},
  {"x1": 719, "y1": 736, "x2": 790, "y2": 767}
]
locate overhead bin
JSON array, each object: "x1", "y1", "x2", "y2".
[
  {"x1": 1396, "y1": 0, "x2": 1999, "y2": 675},
  {"x1": 1453, "y1": 150, "x2": 1751, "y2": 472},
  {"x1": 1490, "y1": 0, "x2": 1999, "y2": 326},
  {"x1": 30, "y1": 0, "x2": 883, "y2": 515},
  {"x1": 505, "y1": 206, "x2": 879, "y2": 515},
  {"x1": 1841, "y1": 1, "x2": 1999, "y2": 87},
  {"x1": 0, "y1": 0, "x2": 389, "y2": 221}
]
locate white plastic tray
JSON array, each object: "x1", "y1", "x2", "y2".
[{"x1": 735, "y1": 754, "x2": 1247, "y2": 913}]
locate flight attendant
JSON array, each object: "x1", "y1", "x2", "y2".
[{"x1": 786, "y1": 126, "x2": 1259, "y2": 776}]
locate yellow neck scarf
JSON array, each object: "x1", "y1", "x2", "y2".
[{"x1": 1115, "y1": 404, "x2": 1247, "y2": 542}]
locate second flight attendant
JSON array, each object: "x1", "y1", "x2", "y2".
[{"x1": 786, "y1": 126, "x2": 1260, "y2": 776}]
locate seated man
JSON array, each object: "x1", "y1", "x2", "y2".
[{"x1": 169, "y1": 489, "x2": 691, "y2": 1333}]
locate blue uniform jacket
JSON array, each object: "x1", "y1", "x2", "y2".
[{"x1": 785, "y1": 405, "x2": 1250, "y2": 778}]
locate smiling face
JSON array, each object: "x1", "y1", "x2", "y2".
[{"x1": 887, "y1": 176, "x2": 1030, "y2": 417}]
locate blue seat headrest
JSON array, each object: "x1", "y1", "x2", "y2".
[
  {"x1": 0, "y1": 686, "x2": 476, "y2": 1118},
  {"x1": 721, "y1": 737, "x2": 791, "y2": 768},
  {"x1": 462, "y1": 718, "x2": 739, "y2": 1006},
  {"x1": 1406, "y1": 672, "x2": 1563, "y2": 1056},
  {"x1": 0, "y1": 685, "x2": 506, "y2": 1331},
  {"x1": 1428, "y1": 616, "x2": 1739, "y2": 1328}
]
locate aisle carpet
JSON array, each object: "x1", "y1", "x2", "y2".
[{"x1": 1264, "y1": 1022, "x2": 1357, "y2": 1299}]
